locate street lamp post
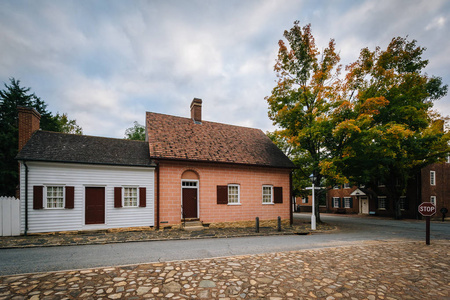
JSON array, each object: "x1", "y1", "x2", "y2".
[{"x1": 309, "y1": 173, "x2": 316, "y2": 230}]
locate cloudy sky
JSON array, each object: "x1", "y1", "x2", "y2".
[{"x1": 1, "y1": 0, "x2": 449, "y2": 138}]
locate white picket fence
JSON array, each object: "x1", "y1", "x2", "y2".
[{"x1": 0, "y1": 196, "x2": 21, "y2": 236}]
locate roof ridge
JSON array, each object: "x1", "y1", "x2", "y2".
[
  {"x1": 146, "y1": 111, "x2": 263, "y2": 131},
  {"x1": 37, "y1": 130, "x2": 148, "y2": 144}
]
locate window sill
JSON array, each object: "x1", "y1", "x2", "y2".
[
  {"x1": 378, "y1": 208, "x2": 386, "y2": 210},
  {"x1": 262, "y1": 202, "x2": 274, "y2": 205},
  {"x1": 227, "y1": 203, "x2": 241, "y2": 206}
]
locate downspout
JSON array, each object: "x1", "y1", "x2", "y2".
[
  {"x1": 155, "y1": 161, "x2": 160, "y2": 230},
  {"x1": 23, "y1": 161, "x2": 29, "y2": 236},
  {"x1": 289, "y1": 171, "x2": 293, "y2": 226}
]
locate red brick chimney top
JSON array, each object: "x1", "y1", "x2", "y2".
[
  {"x1": 17, "y1": 106, "x2": 41, "y2": 152},
  {"x1": 190, "y1": 98, "x2": 202, "y2": 124}
]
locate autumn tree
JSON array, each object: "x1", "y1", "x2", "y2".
[
  {"x1": 266, "y1": 21, "x2": 342, "y2": 222},
  {"x1": 321, "y1": 37, "x2": 449, "y2": 219},
  {"x1": 0, "y1": 78, "x2": 82, "y2": 196},
  {"x1": 125, "y1": 121, "x2": 145, "y2": 141}
]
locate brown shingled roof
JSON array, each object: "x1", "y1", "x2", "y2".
[{"x1": 146, "y1": 112, "x2": 294, "y2": 168}]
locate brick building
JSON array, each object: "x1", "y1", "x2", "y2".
[
  {"x1": 326, "y1": 159, "x2": 450, "y2": 220},
  {"x1": 147, "y1": 99, "x2": 294, "y2": 228},
  {"x1": 16, "y1": 99, "x2": 294, "y2": 234}
]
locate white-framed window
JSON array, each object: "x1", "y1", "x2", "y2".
[
  {"x1": 228, "y1": 184, "x2": 240, "y2": 204},
  {"x1": 333, "y1": 185, "x2": 340, "y2": 189},
  {"x1": 302, "y1": 197, "x2": 308, "y2": 204},
  {"x1": 447, "y1": 155, "x2": 450, "y2": 163},
  {"x1": 123, "y1": 187, "x2": 138, "y2": 207},
  {"x1": 343, "y1": 183, "x2": 350, "y2": 189},
  {"x1": 430, "y1": 171, "x2": 436, "y2": 186},
  {"x1": 333, "y1": 197, "x2": 340, "y2": 208},
  {"x1": 344, "y1": 197, "x2": 351, "y2": 208},
  {"x1": 262, "y1": 185, "x2": 273, "y2": 204},
  {"x1": 399, "y1": 196, "x2": 406, "y2": 210},
  {"x1": 430, "y1": 196, "x2": 436, "y2": 205},
  {"x1": 378, "y1": 196, "x2": 387, "y2": 210},
  {"x1": 46, "y1": 186, "x2": 64, "y2": 209}
]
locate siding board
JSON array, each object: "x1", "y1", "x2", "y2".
[{"x1": 19, "y1": 162, "x2": 155, "y2": 234}]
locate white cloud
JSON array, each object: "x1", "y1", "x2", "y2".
[
  {"x1": 426, "y1": 16, "x2": 446, "y2": 30},
  {"x1": 1, "y1": 0, "x2": 449, "y2": 137}
]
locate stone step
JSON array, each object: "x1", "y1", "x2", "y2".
[
  {"x1": 183, "y1": 226, "x2": 205, "y2": 231},
  {"x1": 184, "y1": 221, "x2": 203, "y2": 227},
  {"x1": 182, "y1": 221, "x2": 204, "y2": 231}
]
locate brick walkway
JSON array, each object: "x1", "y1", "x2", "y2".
[{"x1": 0, "y1": 240, "x2": 449, "y2": 299}]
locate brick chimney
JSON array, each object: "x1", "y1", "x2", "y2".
[
  {"x1": 18, "y1": 106, "x2": 41, "y2": 152},
  {"x1": 190, "y1": 98, "x2": 202, "y2": 124}
]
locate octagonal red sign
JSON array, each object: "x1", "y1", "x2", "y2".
[{"x1": 418, "y1": 202, "x2": 436, "y2": 216}]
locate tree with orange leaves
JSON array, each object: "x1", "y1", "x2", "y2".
[
  {"x1": 266, "y1": 21, "x2": 342, "y2": 222},
  {"x1": 321, "y1": 37, "x2": 449, "y2": 219},
  {"x1": 267, "y1": 22, "x2": 449, "y2": 220}
]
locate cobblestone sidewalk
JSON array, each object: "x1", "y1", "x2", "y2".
[
  {"x1": 0, "y1": 240, "x2": 448, "y2": 299},
  {"x1": 0, "y1": 223, "x2": 334, "y2": 249}
]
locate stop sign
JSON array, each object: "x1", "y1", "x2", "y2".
[{"x1": 418, "y1": 202, "x2": 436, "y2": 216}]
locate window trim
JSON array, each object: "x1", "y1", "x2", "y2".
[
  {"x1": 344, "y1": 197, "x2": 351, "y2": 208},
  {"x1": 45, "y1": 185, "x2": 65, "y2": 209},
  {"x1": 343, "y1": 183, "x2": 351, "y2": 189},
  {"x1": 430, "y1": 196, "x2": 436, "y2": 205},
  {"x1": 430, "y1": 171, "x2": 436, "y2": 186},
  {"x1": 227, "y1": 184, "x2": 240, "y2": 205},
  {"x1": 262, "y1": 185, "x2": 273, "y2": 204},
  {"x1": 333, "y1": 197, "x2": 340, "y2": 208},
  {"x1": 123, "y1": 186, "x2": 139, "y2": 208},
  {"x1": 378, "y1": 196, "x2": 387, "y2": 210},
  {"x1": 399, "y1": 196, "x2": 406, "y2": 211}
]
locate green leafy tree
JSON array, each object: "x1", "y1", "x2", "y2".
[
  {"x1": 266, "y1": 21, "x2": 342, "y2": 222},
  {"x1": 125, "y1": 121, "x2": 145, "y2": 141},
  {"x1": 0, "y1": 78, "x2": 82, "y2": 196},
  {"x1": 53, "y1": 113, "x2": 83, "y2": 135},
  {"x1": 320, "y1": 37, "x2": 449, "y2": 219}
]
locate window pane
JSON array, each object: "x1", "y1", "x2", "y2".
[
  {"x1": 344, "y1": 197, "x2": 351, "y2": 208},
  {"x1": 262, "y1": 186, "x2": 272, "y2": 203},
  {"x1": 46, "y1": 186, "x2": 63, "y2": 209},
  {"x1": 124, "y1": 187, "x2": 138, "y2": 207},
  {"x1": 228, "y1": 185, "x2": 239, "y2": 204}
]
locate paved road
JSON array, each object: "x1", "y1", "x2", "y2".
[{"x1": 0, "y1": 214, "x2": 448, "y2": 276}]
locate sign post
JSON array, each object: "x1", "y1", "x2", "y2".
[{"x1": 418, "y1": 202, "x2": 436, "y2": 245}]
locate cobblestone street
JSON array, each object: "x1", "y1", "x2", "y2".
[{"x1": 1, "y1": 240, "x2": 448, "y2": 299}]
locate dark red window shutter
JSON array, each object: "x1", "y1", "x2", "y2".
[
  {"x1": 65, "y1": 186, "x2": 75, "y2": 209},
  {"x1": 274, "y1": 187, "x2": 283, "y2": 203},
  {"x1": 114, "y1": 187, "x2": 122, "y2": 208},
  {"x1": 33, "y1": 186, "x2": 44, "y2": 209},
  {"x1": 217, "y1": 185, "x2": 228, "y2": 204},
  {"x1": 139, "y1": 187, "x2": 146, "y2": 207}
]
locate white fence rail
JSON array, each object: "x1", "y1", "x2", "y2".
[{"x1": 0, "y1": 196, "x2": 21, "y2": 236}]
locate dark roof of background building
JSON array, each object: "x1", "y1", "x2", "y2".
[
  {"x1": 146, "y1": 112, "x2": 294, "y2": 168},
  {"x1": 16, "y1": 131, "x2": 155, "y2": 167}
]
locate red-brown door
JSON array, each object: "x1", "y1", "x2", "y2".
[
  {"x1": 85, "y1": 187, "x2": 105, "y2": 224},
  {"x1": 182, "y1": 188, "x2": 197, "y2": 219}
]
